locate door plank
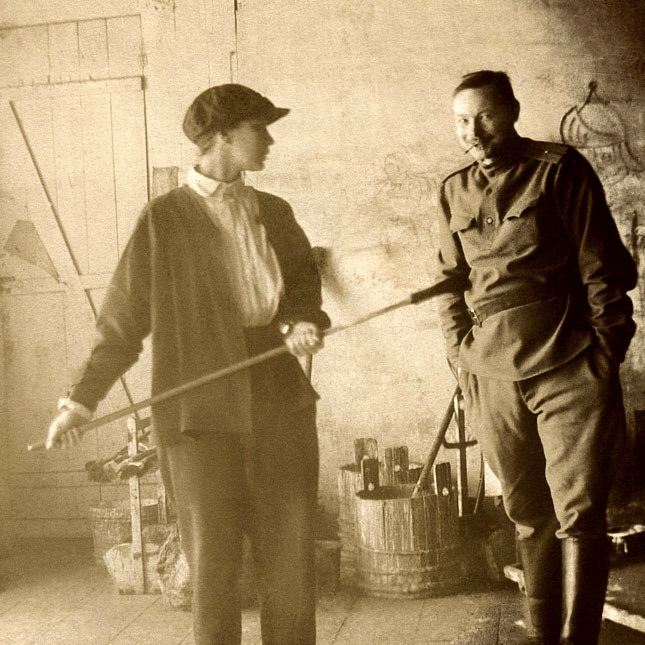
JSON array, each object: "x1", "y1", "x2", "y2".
[
  {"x1": 107, "y1": 15, "x2": 143, "y2": 78},
  {"x1": 47, "y1": 22, "x2": 81, "y2": 84},
  {"x1": 111, "y1": 90, "x2": 149, "y2": 254},
  {"x1": 78, "y1": 19, "x2": 110, "y2": 80},
  {"x1": 0, "y1": 26, "x2": 49, "y2": 88},
  {"x1": 52, "y1": 94, "x2": 90, "y2": 273},
  {"x1": 80, "y1": 92, "x2": 119, "y2": 273}
]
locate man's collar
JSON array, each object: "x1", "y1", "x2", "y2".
[
  {"x1": 478, "y1": 133, "x2": 526, "y2": 174},
  {"x1": 186, "y1": 166, "x2": 245, "y2": 199}
]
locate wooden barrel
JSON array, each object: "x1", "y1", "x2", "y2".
[
  {"x1": 337, "y1": 464, "x2": 364, "y2": 579},
  {"x1": 355, "y1": 484, "x2": 464, "y2": 598}
]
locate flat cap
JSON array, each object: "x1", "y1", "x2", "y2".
[{"x1": 183, "y1": 84, "x2": 289, "y2": 147}]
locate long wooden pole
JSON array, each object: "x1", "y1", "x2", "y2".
[
  {"x1": 411, "y1": 384, "x2": 461, "y2": 497},
  {"x1": 28, "y1": 281, "x2": 453, "y2": 451},
  {"x1": 10, "y1": 100, "x2": 140, "y2": 413}
]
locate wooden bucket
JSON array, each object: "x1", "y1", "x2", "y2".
[
  {"x1": 337, "y1": 464, "x2": 364, "y2": 578},
  {"x1": 103, "y1": 542, "x2": 163, "y2": 594},
  {"x1": 355, "y1": 484, "x2": 464, "y2": 598},
  {"x1": 89, "y1": 500, "x2": 159, "y2": 564},
  {"x1": 337, "y1": 459, "x2": 424, "y2": 580}
]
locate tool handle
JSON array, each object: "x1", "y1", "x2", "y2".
[
  {"x1": 28, "y1": 281, "x2": 452, "y2": 452},
  {"x1": 411, "y1": 384, "x2": 461, "y2": 497},
  {"x1": 27, "y1": 345, "x2": 289, "y2": 452},
  {"x1": 410, "y1": 281, "x2": 452, "y2": 304}
]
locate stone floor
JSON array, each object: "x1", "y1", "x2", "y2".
[{"x1": 0, "y1": 538, "x2": 644, "y2": 645}]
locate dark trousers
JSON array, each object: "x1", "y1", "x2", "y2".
[
  {"x1": 158, "y1": 404, "x2": 319, "y2": 645},
  {"x1": 460, "y1": 345, "x2": 625, "y2": 541},
  {"x1": 461, "y1": 346, "x2": 625, "y2": 642}
]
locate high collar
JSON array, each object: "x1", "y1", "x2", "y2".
[{"x1": 187, "y1": 166, "x2": 246, "y2": 200}]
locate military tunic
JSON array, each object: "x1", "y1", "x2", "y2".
[
  {"x1": 436, "y1": 137, "x2": 636, "y2": 380},
  {"x1": 435, "y1": 137, "x2": 637, "y2": 540}
]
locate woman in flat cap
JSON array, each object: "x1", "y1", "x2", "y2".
[{"x1": 45, "y1": 84, "x2": 330, "y2": 645}]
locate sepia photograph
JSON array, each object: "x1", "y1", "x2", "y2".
[{"x1": 1, "y1": 1, "x2": 645, "y2": 643}]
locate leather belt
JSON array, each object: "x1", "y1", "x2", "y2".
[{"x1": 466, "y1": 284, "x2": 572, "y2": 327}]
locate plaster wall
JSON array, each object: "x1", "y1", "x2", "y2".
[
  {"x1": 0, "y1": 0, "x2": 643, "y2": 538},
  {"x1": 233, "y1": 0, "x2": 645, "y2": 524}
]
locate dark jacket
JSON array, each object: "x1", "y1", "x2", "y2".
[
  {"x1": 69, "y1": 186, "x2": 330, "y2": 443},
  {"x1": 435, "y1": 137, "x2": 637, "y2": 380}
]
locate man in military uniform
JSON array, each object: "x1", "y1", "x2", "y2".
[{"x1": 434, "y1": 70, "x2": 637, "y2": 645}]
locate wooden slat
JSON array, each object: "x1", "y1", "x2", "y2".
[
  {"x1": 0, "y1": 274, "x2": 113, "y2": 295},
  {"x1": 78, "y1": 19, "x2": 110, "y2": 80},
  {"x1": 127, "y1": 416, "x2": 146, "y2": 594},
  {"x1": 361, "y1": 457, "x2": 380, "y2": 492},
  {"x1": 0, "y1": 25, "x2": 49, "y2": 87},
  {"x1": 384, "y1": 445, "x2": 409, "y2": 485},
  {"x1": 111, "y1": 90, "x2": 149, "y2": 254},
  {"x1": 151, "y1": 166, "x2": 179, "y2": 199},
  {"x1": 604, "y1": 603, "x2": 645, "y2": 634},
  {"x1": 203, "y1": 0, "x2": 237, "y2": 83},
  {"x1": 173, "y1": 1, "x2": 210, "y2": 92},
  {"x1": 47, "y1": 21, "x2": 80, "y2": 84},
  {"x1": 16, "y1": 99, "x2": 58, "y2": 211},
  {"x1": 0, "y1": 5, "x2": 140, "y2": 28},
  {"x1": 51, "y1": 94, "x2": 90, "y2": 273},
  {"x1": 354, "y1": 437, "x2": 378, "y2": 466},
  {"x1": 106, "y1": 15, "x2": 143, "y2": 78},
  {"x1": 0, "y1": 75, "x2": 143, "y2": 100},
  {"x1": 80, "y1": 272, "x2": 114, "y2": 289},
  {"x1": 80, "y1": 92, "x2": 119, "y2": 273}
]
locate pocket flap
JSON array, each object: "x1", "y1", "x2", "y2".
[
  {"x1": 449, "y1": 210, "x2": 478, "y2": 233},
  {"x1": 505, "y1": 194, "x2": 541, "y2": 220}
]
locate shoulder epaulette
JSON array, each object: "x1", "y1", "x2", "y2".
[
  {"x1": 441, "y1": 157, "x2": 476, "y2": 184},
  {"x1": 523, "y1": 139, "x2": 569, "y2": 165}
]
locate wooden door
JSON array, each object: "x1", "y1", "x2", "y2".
[{"x1": 0, "y1": 77, "x2": 151, "y2": 538}]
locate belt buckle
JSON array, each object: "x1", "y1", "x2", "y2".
[{"x1": 467, "y1": 307, "x2": 482, "y2": 326}]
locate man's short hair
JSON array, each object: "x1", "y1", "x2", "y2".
[{"x1": 453, "y1": 70, "x2": 519, "y2": 109}]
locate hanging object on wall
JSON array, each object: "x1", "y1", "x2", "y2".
[{"x1": 3, "y1": 219, "x2": 59, "y2": 280}]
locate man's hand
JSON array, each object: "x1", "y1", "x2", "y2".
[
  {"x1": 45, "y1": 408, "x2": 86, "y2": 450},
  {"x1": 283, "y1": 321, "x2": 324, "y2": 357}
]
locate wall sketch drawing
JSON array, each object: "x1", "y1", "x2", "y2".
[
  {"x1": 333, "y1": 150, "x2": 439, "y2": 297},
  {"x1": 560, "y1": 81, "x2": 645, "y2": 314},
  {"x1": 376, "y1": 152, "x2": 435, "y2": 206},
  {"x1": 560, "y1": 81, "x2": 644, "y2": 185}
]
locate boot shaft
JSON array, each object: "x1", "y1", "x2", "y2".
[
  {"x1": 517, "y1": 520, "x2": 562, "y2": 643},
  {"x1": 560, "y1": 536, "x2": 610, "y2": 645}
]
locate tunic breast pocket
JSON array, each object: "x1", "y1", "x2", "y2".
[
  {"x1": 499, "y1": 194, "x2": 545, "y2": 254},
  {"x1": 449, "y1": 211, "x2": 478, "y2": 234},
  {"x1": 449, "y1": 210, "x2": 486, "y2": 261}
]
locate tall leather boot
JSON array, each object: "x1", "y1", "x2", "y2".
[
  {"x1": 560, "y1": 536, "x2": 610, "y2": 645},
  {"x1": 516, "y1": 518, "x2": 562, "y2": 645}
]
